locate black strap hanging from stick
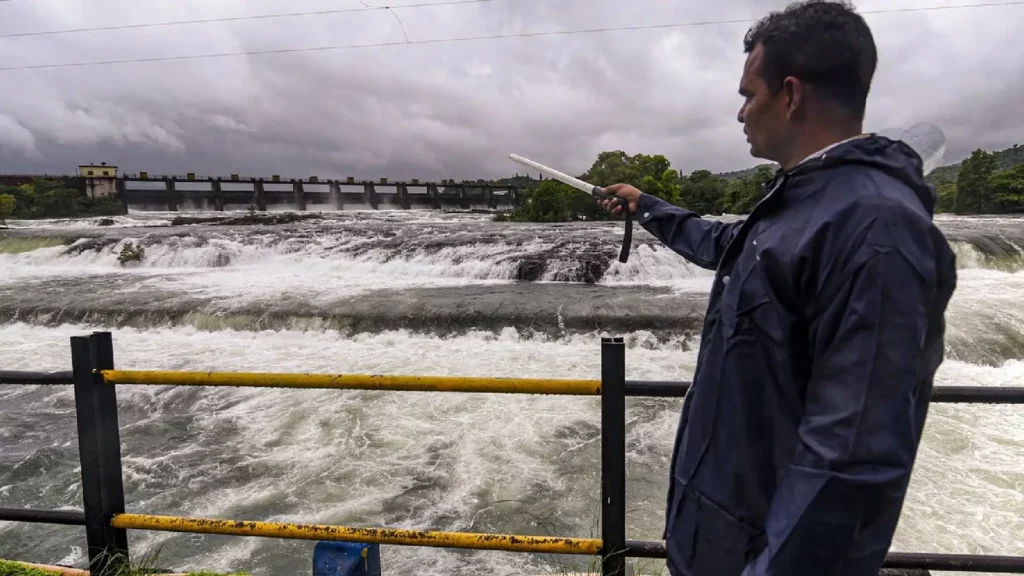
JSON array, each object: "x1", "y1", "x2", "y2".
[
  {"x1": 591, "y1": 187, "x2": 632, "y2": 263},
  {"x1": 508, "y1": 154, "x2": 633, "y2": 263}
]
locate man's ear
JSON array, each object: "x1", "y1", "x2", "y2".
[{"x1": 782, "y1": 76, "x2": 804, "y2": 120}]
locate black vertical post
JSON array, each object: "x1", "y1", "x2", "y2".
[
  {"x1": 601, "y1": 337, "x2": 627, "y2": 576},
  {"x1": 72, "y1": 333, "x2": 129, "y2": 575},
  {"x1": 72, "y1": 336, "x2": 107, "y2": 571},
  {"x1": 90, "y1": 331, "x2": 129, "y2": 567}
]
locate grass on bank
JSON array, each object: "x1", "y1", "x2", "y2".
[{"x1": 0, "y1": 557, "x2": 249, "y2": 576}]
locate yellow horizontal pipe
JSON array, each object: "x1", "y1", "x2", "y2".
[
  {"x1": 110, "y1": 514, "x2": 603, "y2": 555},
  {"x1": 99, "y1": 370, "x2": 600, "y2": 395}
]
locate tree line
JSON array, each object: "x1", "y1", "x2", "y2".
[
  {"x1": 497, "y1": 151, "x2": 775, "y2": 223},
  {"x1": 0, "y1": 179, "x2": 126, "y2": 225},
  {"x1": 501, "y1": 144, "x2": 1024, "y2": 223},
  {"x1": 933, "y1": 146, "x2": 1024, "y2": 214}
]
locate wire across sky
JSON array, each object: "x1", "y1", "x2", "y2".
[{"x1": 0, "y1": 0, "x2": 1021, "y2": 72}]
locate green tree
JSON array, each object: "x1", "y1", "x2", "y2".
[
  {"x1": 722, "y1": 165, "x2": 775, "y2": 214},
  {"x1": 4, "y1": 179, "x2": 78, "y2": 218},
  {"x1": 567, "y1": 185, "x2": 612, "y2": 221},
  {"x1": 679, "y1": 170, "x2": 730, "y2": 215},
  {"x1": 955, "y1": 149, "x2": 998, "y2": 214},
  {"x1": 580, "y1": 150, "x2": 680, "y2": 203},
  {"x1": 935, "y1": 182, "x2": 957, "y2": 213},
  {"x1": 0, "y1": 193, "x2": 15, "y2": 224},
  {"x1": 517, "y1": 180, "x2": 575, "y2": 222},
  {"x1": 0, "y1": 178, "x2": 124, "y2": 219},
  {"x1": 991, "y1": 163, "x2": 1024, "y2": 213}
]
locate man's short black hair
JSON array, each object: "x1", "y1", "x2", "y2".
[{"x1": 744, "y1": 0, "x2": 877, "y2": 119}]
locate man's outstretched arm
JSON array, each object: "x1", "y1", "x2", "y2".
[{"x1": 603, "y1": 184, "x2": 744, "y2": 270}]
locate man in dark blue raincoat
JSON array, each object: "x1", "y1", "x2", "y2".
[{"x1": 602, "y1": 1, "x2": 958, "y2": 574}]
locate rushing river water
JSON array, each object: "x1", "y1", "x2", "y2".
[{"x1": 1, "y1": 210, "x2": 1023, "y2": 576}]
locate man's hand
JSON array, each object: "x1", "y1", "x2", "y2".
[{"x1": 600, "y1": 184, "x2": 641, "y2": 215}]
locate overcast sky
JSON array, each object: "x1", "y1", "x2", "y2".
[{"x1": 0, "y1": 0, "x2": 1021, "y2": 181}]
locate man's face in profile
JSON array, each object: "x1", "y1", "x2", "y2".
[{"x1": 737, "y1": 43, "x2": 791, "y2": 163}]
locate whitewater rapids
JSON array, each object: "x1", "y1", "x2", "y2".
[{"x1": 1, "y1": 210, "x2": 1022, "y2": 576}]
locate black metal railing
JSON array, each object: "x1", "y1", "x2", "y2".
[{"x1": 1, "y1": 332, "x2": 1024, "y2": 575}]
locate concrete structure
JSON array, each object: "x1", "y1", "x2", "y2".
[
  {"x1": 78, "y1": 163, "x2": 116, "y2": 178},
  {"x1": 78, "y1": 163, "x2": 118, "y2": 199},
  {"x1": 121, "y1": 175, "x2": 520, "y2": 212},
  {"x1": 2, "y1": 168, "x2": 524, "y2": 212}
]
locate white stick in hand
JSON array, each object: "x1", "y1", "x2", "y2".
[{"x1": 508, "y1": 154, "x2": 599, "y2": 195}]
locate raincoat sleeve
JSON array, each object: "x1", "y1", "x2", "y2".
[
  {"x1": 634, "y1": 193, "x2": 743, "y2": 270},
  {"x1": 742, "y1": 218, "x2": 934, "y2": 576}
]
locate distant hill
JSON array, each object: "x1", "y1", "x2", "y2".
[
  {"x1": 715, "y1": 163, "x2": 779, "y2": 180},
  {"x1": 928, "y1": 143, "x2": 1024, "y2": 186},
  {"x1": 494, "y1": 175, "x2": 537, "y2": 188},
  {"x1": 711, "y1": 143, "x2": 1024, "y2": 185}
]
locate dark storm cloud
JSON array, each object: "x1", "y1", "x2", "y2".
[{"x1": 0, "y1": 0, "x2": 1021, "y2": 180}]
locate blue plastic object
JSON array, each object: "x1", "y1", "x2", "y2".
[{"x1": 313, "y1": 541, "x2": 382, "y2": 576}]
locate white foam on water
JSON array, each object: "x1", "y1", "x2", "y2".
[
  {"x1": 0, "y1": 230, "x2": 715, "y2": 297},
  {"x1": 942, "y1": 267, "x2": 1024, "y2": 366},
  {"x1": 897, "y1": 360, "x2": 1024, "y2": 570},
  {"x1": 951, "y1": 239, "x2": 1024, "y2": 272},
  {"x1": 155, "y1": 239, "x2": 560, "y2": 300},
  {"x1": 0, "y1": 235, "x2": 552, "y2": 297},
  {"x1": 3, "y1": 213, "x2": 174, "y2": 229},
  {"x1": 0, "y1": 323, "x2": 1021, "y2": 576},
  {"x1": 600, "y1": 243, "x2": 715, "y2": 292},
  {"x1": 2, "y1": 212, "x2": 1024, "y2": 574},
  {"x1": 8, "y1": 209, "x2": 494, "y2": 230},
  {"x1": 55, "y1": 546, "x2": 84, "y2": 567},
  {"x1": 953, "y1": 241, "x2": 990, "y2": 269},
  {"x1": 0, "y1": 324, "x2": 691, "y2": 575},
  {"x1": 2, "y1": 213, "x2": 1019, "y2": 302}
]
